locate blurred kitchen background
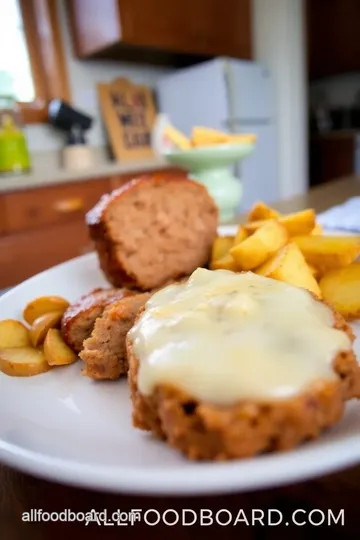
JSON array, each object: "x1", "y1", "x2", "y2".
[{"x1": 0, "y1": 0, "x2": 358, "y2": 289}]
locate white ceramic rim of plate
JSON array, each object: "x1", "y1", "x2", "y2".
[
  {"x1": 1, "y1": 430, "x2": 360, "y2": 496},
  {"x1": 0, "y1": 224, "x2": 359, "y2": 495}
]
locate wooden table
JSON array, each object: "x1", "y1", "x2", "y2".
[{"x1": 1, "y1": 176, "x2": 360, "y2": 539}]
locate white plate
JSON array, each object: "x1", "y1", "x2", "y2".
[{"x1": 0, "y1": 225, "x2": 360, "y2": 496}]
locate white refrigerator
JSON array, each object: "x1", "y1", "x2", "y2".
[{"x1": 155, "y1": 58, "x2": 278, "y2": 210}]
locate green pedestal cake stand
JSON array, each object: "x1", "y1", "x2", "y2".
[{"x1": 164, "y1": 142, "x2": 254, "y2": 223}]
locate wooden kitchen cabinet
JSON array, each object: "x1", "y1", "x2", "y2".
[
  {"x1": 66, "y1": 0, "x2": 252, "y2": 63},
  {"x1": 0, "y1": 199, "x2": 5, "y2": 236},
  {"x1": 0, "y1": 221, "x2": 92, "y2": 289},
  {"x1": 2, "y1": 177, "x2": 110, "y2": 234},
  {"x1": 306, "y1": 0, "x2": 360, "y2": 79}
]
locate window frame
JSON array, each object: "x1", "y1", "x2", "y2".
[{"x1": 18, "y1": 0, "x2": 70, "y2": 123}]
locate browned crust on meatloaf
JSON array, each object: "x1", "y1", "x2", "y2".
[
  {"x1": 61, "y1": 287, "x2": 134, "y2": 353},
  {"x1": 79, "y1": 292, "x2": 152, "y2": 380},
  {"x1": 126, "y1": 307, "x2": 360, "y2": 461},
  {"x1": 86, "y1": 173, "x2": 218, "y2": 291}
]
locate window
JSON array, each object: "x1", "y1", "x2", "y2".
[
  {"x1": 0, "y1": 0, "x2": 70, "y2": 123},
  {"x1": 0, "y1": 0, "x2": 35, "y2": 102}
]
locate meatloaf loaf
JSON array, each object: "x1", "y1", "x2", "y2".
[
  {"x1": 126, "y1": 269, "x2": 360, "y2": 461},
  {"x1": 61, "y1": 287, "x2": 134, "y2": 353},
  {"x1": 86, "y1": 173, "x2": 218, "y2": 291},
  {"x1": 80, "y1": 292, "x2": 151, "y2": 380}
]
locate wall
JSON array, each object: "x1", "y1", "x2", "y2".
[
  {"x1": 252, "y1": 0, "x2": 308, "y2": 200},
  {"x1": 309, "y1": 73, "x2": 360, "y2": 108},
  {"x1": 24, "y1": 0, "x2": 172, "y2": 152},
  {"x1": 25, "y1": 0, "x2": 310, "y2": 203}
]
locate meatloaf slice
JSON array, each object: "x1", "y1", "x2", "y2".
[
  {"x1": 79, "y1": 292, "x2": 151, "y2": 380},
  {"x1": 61, "y1": 287, "x2": 134, "y2": 353},
  {"x1": 127, "y1": 307, "x2": 360, "y2": 461},
  {"x1": 86, "y1": 173, "x2": 218, "y2": 291}
]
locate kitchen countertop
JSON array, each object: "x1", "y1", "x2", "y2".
[
  {"x1": 1, "y1": 175, "x2": 360, "y2": 540},
  {"x1": 0, "y1": 149, "x2": 170, "y2": 193}
]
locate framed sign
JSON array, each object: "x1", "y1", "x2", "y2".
[{"x1": 98, "y1": 78, "x2": 157, "y2": 161}]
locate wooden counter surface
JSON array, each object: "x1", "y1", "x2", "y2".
[
  {"x1": 254, "y1": 175, "x2": 360, "y2": 216},
  {"x1": 1, "y1": 176, "x2": 360, "y2": 539}
]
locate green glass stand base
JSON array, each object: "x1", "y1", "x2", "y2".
[
  {"x1": 189, "y1": 166, "x2": 242, "y2": 223},
  {"x1": 164, "y1": 142, "x2": 254, "y2": 224}
]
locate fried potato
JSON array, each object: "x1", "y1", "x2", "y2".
[
  {"x1": 23, "y1": 296, "x2": 69, "y2": 325},
  {"x1": 191, "y1": 126, "x2": 227, "y2": 146},
  {"x1": 210, "y1": 253, "x2": 237, "y2": 271},
  {"x1": 228, "y1": 134, "x2": 256, "y2": 144},
  {"x1": 293, "y1": 235, "x2": 360, "y2": 274},
  {"x1": 311, "y1": 224, "x2": 323, "y2": 235},
  {"x1": 256, "y1": 243, "x2": 321, "y2": 297},
  {"x1": 319, "y1": 263, "x2": 360, "y2": 319},
  {"x1": 230, "y1": 220, "x2": 288, "y2": 270},
  {"x1": 247, "y1": 201, "x2": 280, "y2": 221},
  {"x1": 164, "y1": 125, "x2": 191, "y2": 150},
  {"x1": 211, "y1": 236, "x2": 235, "y2": 262},
  {"x1": 0, "y1": 347, "x2": 51, "y2": 377},
  {"x1": 244, "y1": 209, "x2": 316, "y2": 237},
  {"x1": 0, "y1": 320, "x2": 30, "y2": 349},
  {"x1": 191, "y1": 127, "x2": 255, "y2": 147},
  {"x1": 29, "y1": 311, "x2": 63, "y2": 347},
  {"x1": 307, "y1": 263, "x2": 320, "y2": 279},
  {"x1": 243, "y1": 219, "x2": 268, "y2": 234},
  {"x1": 233, "y1": 225, "x2": 248, "y2": 246},
  {"x1": 44, "y1": 329, "x2": 78, "y2": 366},
  {"x1": 280, "y1": 209, "x2": 316, "y2": 236}
]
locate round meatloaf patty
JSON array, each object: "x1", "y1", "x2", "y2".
[
  {"x1": 126, "y1": 307, "x2": 360, "y2": 461},
  {"x1": 86, "y1": 173, "x2": 218, "y2": 291},
  {"x1": 79, "y1": 291, "x2": 152, "y2": 380},
  {"x1": 61, "y1": 287, "x2": 134, "y2": 353}
]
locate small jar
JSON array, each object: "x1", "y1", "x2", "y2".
[{"x1": 0, "y1": 96, "x2": 31, "y2": 176}]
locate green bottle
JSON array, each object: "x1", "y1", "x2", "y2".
[{"x1": 0, "y1": 97, "x2": 31, "y2": 175}]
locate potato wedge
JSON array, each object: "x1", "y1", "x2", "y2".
[
  {"x1": 190, "y1": 127, "x2": 255, "y2": 147},
  {"x1": 0, "y1": 320, "x2": 30, "y2": 349},
  {"x1": 191, "y1": 126, "x2": 228, "y2": 146},
  {"x1": 307, "y1": 263, "x2": 320, "y2": 279},
  {"x1": 243, "y1": 219, "x2": 268, "y2": 234},
  {"x1": 164, "y1": 124, "x2": 191, "y2": 150},
  {"x1": 244, "y1": 209, "x2": 316, "y2": 237},
  {"x1": 293, "y1": 235, "x2": 360, "y2": 274},
  {"x1": 233, "y1": 225, "x2": 248, "y2": 246},
  {"x1": 230, "y1": 220, "x2": 288, "y2": 270},
  {"x1": 227, "y1": 134, "x2": 256, "y2": 145},
  {"x1": 319, "y1": 263, "x2": 360, "y2": 319},
  {"x1": 211, "y1": 236, "x2": 235, "y2": 262},
  {"x1": 44, "y1": 328, "x2": 78, "y2": 366},
  {"x1": 279, "y1": 209, "x2": 316, "y2": 236},
  {"x1": 0, "y1": 347, "x2": 51, "y2": 377},
  {"x1": 29, "y1": 311, "x2": 63, "y2": 347},
  {"x1": 23, "y1": 296, "x2": 69, "y2": 325},
  {"x1": 311, "y1": 223, "x2": 323, "y2": 235},
  {"x1": 247, "y1": 201, "x2": 280, "y2": 221},
  {"x1": 256, "y1": 243, "x2": 321, "y2": 297},
  {"x1": 210, "y1": 253, "x2": 237, "y2": 271}
]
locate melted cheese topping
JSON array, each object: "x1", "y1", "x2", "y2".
[{"x1": 128, "y1": 269, "x2": 351, "y2": 404}]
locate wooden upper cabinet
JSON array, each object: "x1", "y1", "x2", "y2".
[
  {"x1": 66, "y1": 0, "x2": 252, "y2": 62},
  {"x1": 306, "y1": 0, "x2": 360, "y2": 79}
]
